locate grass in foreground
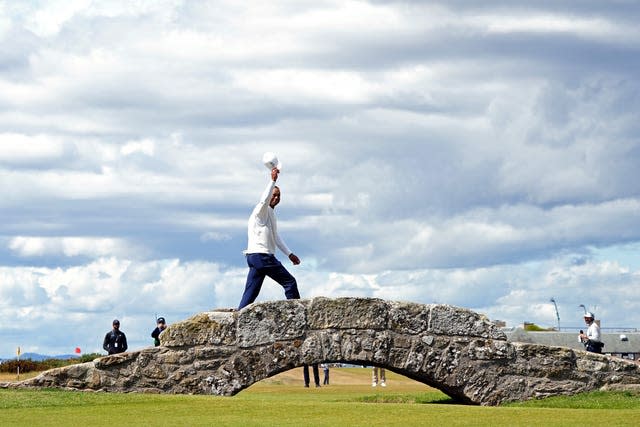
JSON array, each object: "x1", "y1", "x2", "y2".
[
  {"x1": 1, "y1": 368, "x2": 639, "y2": 426},
  {"x1": 505, "y1": 389, "x2": 640, "y2": 409}
]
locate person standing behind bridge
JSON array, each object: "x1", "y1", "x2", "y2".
[
  {"x1": 238, "y1": 166, "x2": 301, "y2": 309},
  {"x1": 103, "y1": 319, "x2": 128, "y2": 355},
  {"x1": 321, "y1": 363, "x2": 330, "y2": 385},
  {"x1": 303, "y1": 363, "x2": 321, "y2": 388},
  {"x1": 579, "y1": 312, "x2": 603, "y2": 353},
  {"x1": 151, "y1": 317, "x2": 167, "y2": 346},
  {"x1": 372, "y1": 366, "x2": 386, "y2": 387}
]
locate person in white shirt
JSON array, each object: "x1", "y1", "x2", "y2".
[
  {"x1": 238, "y1": 167, "x2": 301, "y2": 309},
  {"x1": 578, "y1": 312, "x2": 603, "y2": 353}
]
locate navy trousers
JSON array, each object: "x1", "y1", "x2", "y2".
[
  {"x1": 238, "y1": 253, "x2": 300, "y2": 309},
  {"x1": 303, "y1": 364, "x2": 320, "y2": 387}
]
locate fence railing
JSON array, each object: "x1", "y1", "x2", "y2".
[{"x1": 558, "y1": 326, "x2": 639, "y2": 333}]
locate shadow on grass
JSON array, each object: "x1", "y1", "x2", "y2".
[
  {"x1": 352, "y1": 390, "x2": 640, "y2": 409},
  {"x1": 503, "y1": 390, "x2": 640, "y2": 409},
  {"x1": 350, "y1": 392, "x2": 458, "y2": 405}
]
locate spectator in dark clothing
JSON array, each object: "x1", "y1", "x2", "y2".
[
  {"x1": 303, "y1": 364, "x2": 320, "y2": 388},
  {"x1": 151, "y1": 317, "x2": 167, "y2": 346},
  {"x1": 103, "y1": 319, "x2": 128, "y2": 355}
]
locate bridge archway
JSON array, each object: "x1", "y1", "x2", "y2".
[
  {"x1": 205, "y1": 297, "x2": 506, "y2": 404},
  {"x1": 7, "y1": 297, "x2": 640, "y2": 405}
]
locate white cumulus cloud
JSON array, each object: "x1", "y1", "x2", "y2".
[{"x1": 8, "y1": 236, "x2": 137, "y2": 258}]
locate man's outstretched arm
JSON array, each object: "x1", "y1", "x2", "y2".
[{"x1": 256, "y1": 168, "x2": 278, "y2": 206}]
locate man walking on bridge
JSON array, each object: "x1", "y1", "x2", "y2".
[{"x1": 238, "y1": 166, "x2": 301, "y2": 309}]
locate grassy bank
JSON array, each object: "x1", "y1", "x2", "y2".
[
  {"x1": 1, "y1": 368, "x2": 639, "y2": 426},
  {"x1": 0, "y1": 371, "x2": 41, "y2": 382}
]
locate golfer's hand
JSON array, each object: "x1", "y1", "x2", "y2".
[
  {"x1": 289, "y1": 253, "x2": 300, "y2": 265},
  {"x1": 271, "y1": 168, "x2": 279, "y2": 181}
]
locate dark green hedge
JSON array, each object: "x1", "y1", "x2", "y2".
[{"x1": 0, "y1": 353, "x2": 102, "y2": 373}]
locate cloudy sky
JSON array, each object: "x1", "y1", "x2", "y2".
[{"x1": 1, "y1": 0, "x2": 639, "y2": 358}]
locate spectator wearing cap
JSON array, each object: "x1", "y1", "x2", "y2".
[
  {"x1": 151, "y1": 317, "x2": 167, "y2": 347},
  {"x1": 579, "y1": 312, "x2": 603, "y2": 353},
  {"x1": 103, "y1": 319, "x2": 128, "y2": 355}
]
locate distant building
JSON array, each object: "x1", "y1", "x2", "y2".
[{"x1": 503, "y1": 328, "x2": 640, "y2": 362}]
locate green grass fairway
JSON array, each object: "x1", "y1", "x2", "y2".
[{"x1": 1, "y1": 368, "x2": 639, "y2": 426}]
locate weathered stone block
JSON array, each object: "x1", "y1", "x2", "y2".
[
  {"x1": 308, "y1": 297, "x2": 387, "y2": 330},
  {"x1": 388, "y1": 301, "x2": 431, "y2": 335},
  {"x1": 468, "y1": 339, "x2": 515, "y2": 360},
  {"x1": 195, "y1": 346, "x2": 235, "y2": 360},
  {"x1": 142, "y1": 365, "x2": 169, "y2": 380},
  {"x1": 300, "y1": 332, "x2": 323, "y2": 363},
  {"x1": 315, "y1": 330, "x2": 359, "y2": 364},
  {"x1": 94, "y1": 351, "x2": 139, "y2": 368},
  {"x1": 237, "y1": 300, "x2": 306, "y2": 347},
  {"x1": 156, "y1": 349, "x2": 191, "y2": 365},
  {"x1": 162, "y1": 310, "x2": 237, "y2": 347},
  {"x1": 388, "y1": 347, "x2": 410, "y2": 368},
  {"x1": 429, "y1": 305, "x2": 506, "y2": 339},
  {"x1": 269, "y1": 341, "x2": 302, "y2": 366}
]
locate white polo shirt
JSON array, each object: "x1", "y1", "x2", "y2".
[
  {"x1": 244, "y1": 179, "x2": 292, "y2": 257},
  {"x1": 587, "y1": 322, "x2": 601, "y2": 342}
]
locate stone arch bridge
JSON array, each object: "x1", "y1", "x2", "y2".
[{"x1": 4, "y1": 297, "x2": 640, "y2": 405}]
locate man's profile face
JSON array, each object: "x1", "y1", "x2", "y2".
[{"x1": 270, "y1": 187, "x2": 281, "y2": 208}]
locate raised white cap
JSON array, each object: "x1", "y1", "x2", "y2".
[{"x1": 262, "y1": 152, "x2": 282, "y2": 170}]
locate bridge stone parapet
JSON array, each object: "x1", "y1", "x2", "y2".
[{"x1": 3, "y1": 297, "x2": 640, "y2": 405}]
